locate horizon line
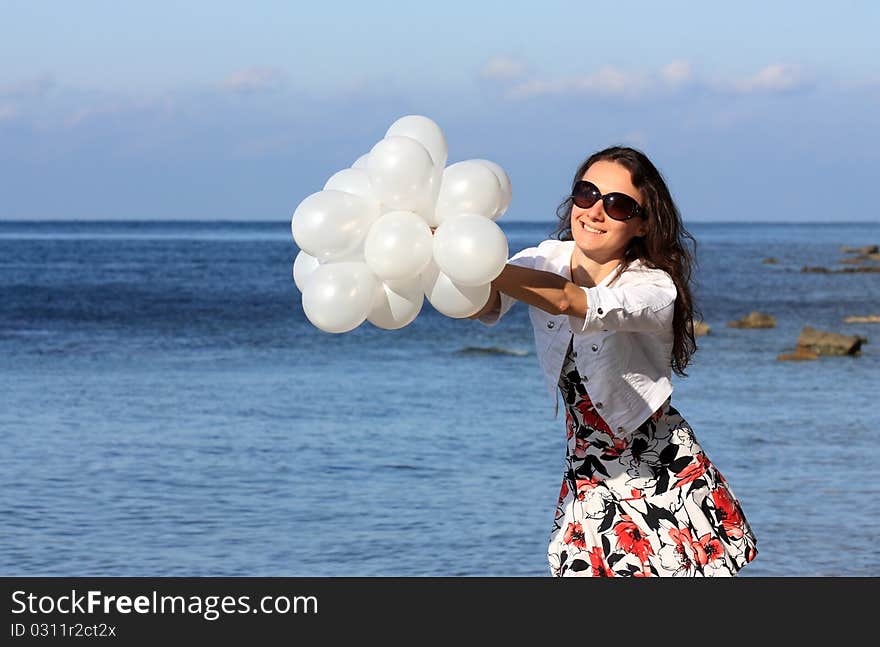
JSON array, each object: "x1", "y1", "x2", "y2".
[{"x1": 2, "y1": 219, "x2": 878, "y2": 225}]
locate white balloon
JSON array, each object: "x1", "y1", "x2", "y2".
[
  {"x1": 323, "y1": 168, "x2": 380, "y2": 208},
  {"x1": 301, "y1": 262, "x2": 379, "y2": 334},
  {"x1": 433, "y1": 214, "x2": 509, "y2": 287},
  {"x1": 386, "y1": 116, "x2": 448, "y2": 226},
  {"x1": 364, "y1": 210, "x2": 433, "y2": 280},
  {"x1": 291, "y1": 189, "x2": 379, "y2": 261},
  {"x1": 367, "y1": 136, "x2": 435, "y2": 212},
  {"x1": 352, "y1": 153, "x2": 371, "y2": 169},
  {"x1": 292, "y1": 251, "x2": 320, "y2": 292},
  {"x1": 434, "y1": 161, "x2": 502, "y2": 225},
  {"x1": 367, "y1": 276, "x2": 424, "y2": 330},
  {"x1": 471, "y1": 159, "x2": 512, "y2": 219},
  {"x1": 385, "y1": 115, "x2": 448, "y2": 168},
  {"x1": 420, "y1": 258, "x2": 492, "y2": 318},
  {"x1": 329, "y1": 240, "x2": 367, "y2": 262}
]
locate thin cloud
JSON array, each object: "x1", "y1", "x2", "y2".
[
  {"x1": 0, "y1": 76, "x2": 55, "y2": 99},
  {"x1": 660, "y1": 60, "x2": 693, "y2": 86},
  {"x1": 492, "y1": 58, "x2": 815, "y2": 100},
  {"x1": 507, "y1": 64, "x2": 651, "y2": 100},
  {"x1": 220, "y1": 67, "x2": 287, "y2": 94},
  {"x1": 0, "y1": 104, "x2": 19, "y2": 121},
  {"x1": 480, "y1": 56, "x2": 526, "y2": 81},
  {"x1": 730, "y1": 64, "x2": 808, "y2": 93}
]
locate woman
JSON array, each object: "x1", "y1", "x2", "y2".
[{"x1": 471, "y1": 146, "x2": 758, "y2": 577}]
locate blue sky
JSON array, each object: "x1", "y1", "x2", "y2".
[{"x1": 2, "y1": 1, "x2": 879, "y2": 222}]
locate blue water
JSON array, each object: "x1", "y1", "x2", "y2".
[{"x1": 2, "y1": 220, "x2": 878, "y2": 576}]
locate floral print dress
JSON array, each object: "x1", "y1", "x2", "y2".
[{"x1": 547, "y1": 337, "x2": 759, "y2": 577}]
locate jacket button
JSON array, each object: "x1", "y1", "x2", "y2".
[
  {"x1": 595, "y1": 402, "x2": 603, "y2": 409},
  {"x1": 591, "y1": 344, "x2": 599, "y2": 352},
  {"x1": 597, "y1": 307, "x2": 604, "y2": 315},
  {"x1": 547, "y1": 321, "x2": 555, "y2": 329}
]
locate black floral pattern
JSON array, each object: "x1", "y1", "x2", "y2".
[{"x1": 548, "y1": 338, "x2": 759, "y2": 577}]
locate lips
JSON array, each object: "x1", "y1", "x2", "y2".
[{"x1": 580, "y1": 221, "x2": 606, "y2": 234}]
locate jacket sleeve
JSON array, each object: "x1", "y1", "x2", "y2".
[
  {"x1": 568, "y1": 271, "x2": 677, "y2": 334},
  {"x1": 476, "y1": 245, "x2": 539, "y2": 326}
]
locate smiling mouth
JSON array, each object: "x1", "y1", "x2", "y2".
[{"x1": 581, "y1": 222, "x2": 606, "y2": 234}]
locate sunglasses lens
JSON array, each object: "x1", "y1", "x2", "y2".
[
  {"x1": 572, "y1": 181, "x2": 599, "y2": 209},
  {"x1": 604, "y1": 194, "x2": 640, "y2": 221}
]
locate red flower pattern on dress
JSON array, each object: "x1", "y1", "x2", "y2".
[
  {"x1": 697, "y1": 533, "x2": 724, "y2": 563},
  {"x1": 602, "y1": 436, "x2": 629, "y2": 459},
  {"x1": 588, "y1": 546, "x2": 614, "y2": 577},
  {"x1": 673, "y1": 453, "x2": 712, "y2": 488},
  {"x1": 668, "y1": 525, "x2": 724, "y2": 567},
  {"x1": 575, "y1": 477, "x2": 602, "y2": 500},
  {"x1": 563, "y1": 521, "x2": 586, "y2": 549},
  {"x1": 668, "y1": 527, "x2": 698, "y2": 569},
  {"x1": 613, "y1": 514, "x2": 654, "y2": 562},
  {"x1": 574, "y1": 398, "x2": 613, "y2": 435},
  {"x1": 712, "y1": 487, "x2": 746, "y2": 539},
  {"x1": 573, "y1": 436, "x2": 590, "y2": 459},
  {"x1": 623, "y1": 488, "x2": 645, "y2": 501},
  {"x1": 557, "y1": 479, "x2": 569, "y2": 503}
]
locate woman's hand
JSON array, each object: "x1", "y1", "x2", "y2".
[{"x1": 468, "y1": 285, "x2": 501, "y2": 319}]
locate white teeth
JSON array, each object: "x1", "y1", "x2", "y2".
[{"x1": 582, "y1": 223, "x2": 605, "y2": 234}]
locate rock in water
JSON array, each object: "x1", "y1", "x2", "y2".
[
  {"x1": 727, "y1": 311, "x2": 776, "y2": 328},
  {"x1": 840, "y1": 244, "x2": 878, "y2": 255},
  {"x1": 843, "y1": 315, "x2": 880, "y2": 324},
  {"x1": 456, "y1": 346, "x2": 529, "y2": 357},
  {"x1": 777, "y1": 348, "x2": 819, "y2": 361},
  {"x1": 796, "y1": 326, "x2": 864, "y2": 356}
]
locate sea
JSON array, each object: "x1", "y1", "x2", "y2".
[{"x1": 1, "y1": 220, "x2": 878, "y2": 576}]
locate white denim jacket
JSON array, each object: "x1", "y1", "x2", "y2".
[{"x1": 478, "y1": 239, "x2": 677, "y2": 436}]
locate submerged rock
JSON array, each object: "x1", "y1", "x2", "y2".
[
  {"x1": 692, "y1": 320, "x2": 711, "y2": 336},
  {"x1": 777, "y1": 348, "x2": 819, "y2": 361},
  {"x1": 843, "y1": 315, "x2": 880, "y2": 324},
  {"x1": 762, "y1": 257, "x2": 779, "y2": 264},
  {"x1": 457, "y1": 346, "x2": 529, "y2": 357},
  {"x1": 728, "y1": 311, "x2": 776, "y2": 328},
  {"x1": 796, "y1": 326, "x2": 865, "y2": 356},
  {"x1": 840, "y1": 245, "x2": 878, "y2": 255},
  {"x1": 839, "y1": 255, "x2": 874, "y2": 264},
  {"x1": 839, "y1": 265, "x2": 880, "y2": 273},
  {"x1": 801, "y1": 265, "x2": 880, "y2": 273}
]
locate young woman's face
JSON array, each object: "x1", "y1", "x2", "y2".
[{"x1": 570, "y1": 160, "x2": 647, "y2": 261}]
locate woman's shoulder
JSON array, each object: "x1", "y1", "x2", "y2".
[
  {"x1": 528, "y1": 238, "x2": 573, "y2": 260},
  {"x1": 509, "y1": 238, "x2": 572, "y2": 268},
  {"x1": 622, "y1": 257, "x2": 676, "y2": 287}
]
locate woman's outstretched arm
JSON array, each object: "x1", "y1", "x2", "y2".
[{"x1": 486, "y1": 264, "x2": 587, "y2": 317}]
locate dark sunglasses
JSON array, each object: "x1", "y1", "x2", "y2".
[{"x1": 571, "y1": 180, "x2": 644, "y2": 221}]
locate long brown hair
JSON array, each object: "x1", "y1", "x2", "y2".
[{"x1": 551, "y1": 146, "x2": 700, "y2": 377}]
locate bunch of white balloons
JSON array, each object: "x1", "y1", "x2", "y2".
[{"x1": 291, "y1": 115, "x2": 511, "y2": 333}]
